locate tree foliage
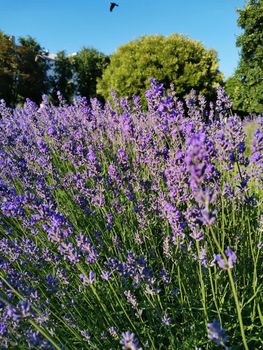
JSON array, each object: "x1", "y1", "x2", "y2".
[
  {"x1": 226, "y1": 0, "x2": 263, "y2": 113},
  {"x1": 0, "y1": 32, "x2": 49, "y2": 105},
  {"x1": 0, "y1": 32, "x2": 18, "y2": 105},
  {"x1": 225, "y1": 75, "x2": 244, "y2": 112},
  {"x1": 74, "y1": 48, "x2": 109, "y2": 100},
  {"x1": 49, "y1": 50, "x2": 75, "y2": 103},
  {"x1": 97, "y1": 34, "x2": 223, "y2": 103},
  {"x1": 17, "y1": 36, "x2": 49, "y2": 104}
]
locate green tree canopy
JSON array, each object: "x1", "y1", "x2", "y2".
[
  {"x1": 225, "y1": 75, "x2": 244, "y2": 112},
  {"x1": 226, "y1": 0, "x2": 263, "y2": 113},
  {"x1": 49, "y1": 50, "x2": 75, "y2": 104},
  {"x1": 0, "y1": 32, "x2": 18, "y2": 105},
  {"x1": 73, "y1": 48, "x2": 109, "y2": 100},
  {"x1": 0, "y1": 33, "x2": 49, "y2": 105},
  {"x1": 97, "y1": 34, "x2": 223, "y2": 103},
  {"x1": 16, "y1": 36, "x2": 49, "y2": 104}
]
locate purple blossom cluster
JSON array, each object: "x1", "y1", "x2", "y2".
[
  {"x1": 207, "y1": 319, "x2": 229, "y2": 348},
  {"x1": 0, "y1": 80, "x2": 261, "y2": 349},
  {"x1": 250, "y1": 124, "x2": 263, "y2": 185},
  {"x1": 214, "y1": 247, "x2": 237, "y2": 270}
]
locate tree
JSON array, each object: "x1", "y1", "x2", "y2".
[
  {"x1": 49, "y1": 50, "x2": 75, "y2": 103},
  {"x1": 226, "y1": 0, "x2": 263, "y2": 113},
  {"x1": 16, "y1": 36, "x2": 50, "y2": 104},
  {"x1": 225, "y1": 76, "x2": 244, "y2": 112},
  {"x1": 0, "y1": 33, "x2": 49, "y2": 106},
  {"x1": 0, "y1": 32, "x2": 18, "y2": 105},
  {"x1": 73, "y1": 48, "x2": 109, "y2": 100},
  {"x1": 97, "y1": 34, "x2": 223, "y2": 104}
]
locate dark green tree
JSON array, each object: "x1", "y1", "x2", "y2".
[
  {"x1": 49, "y1": 50, "x2": 75, "y2": 103},
  {"x1": 97, "y1": 34, "x2": 223, "y2": 103},
  {"x1": 226, "y1": 0, "x2": 263, "y2": 113},
  {"x1": 0, "y1": 32, "x2": 18, "y2": 105},
  {"x1": 225, "y1": 76, "x2": 245, "y2": 113},
  {"x1": 17, "y1": 36, "x2": 50, "y2": 104},
  {"x1": 0, "y1": 33, "x2": 49, "y2": 106},
  {"x1": 74, "y1": 48, "x2": 109, "y2": 100}
]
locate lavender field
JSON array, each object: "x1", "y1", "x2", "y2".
[{"x1": 0, "y1": 80, "x2": 262, "y2": 349}]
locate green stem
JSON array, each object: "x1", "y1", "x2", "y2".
[
  {"x1": 209, "y1": 228, "x2": 249, "y2": 350},
  {"x1": 0, "y1": 278, "x2": 62, "y2": 350},
  {"x1": 177, "y1": 265, "x2": 185, "y2": 307},
  {"x1": 29, "y1": 320, "x2": 62, "y2": 350},
  {"x1": 208, "y1": 268, "x2": 222, "y2": 324},
  {"x1": 196, "y1": 241, "x2": 208, "y2": 322},
  {"x1": 227, "y1": 269, "x2": 249, "y2": 350}
]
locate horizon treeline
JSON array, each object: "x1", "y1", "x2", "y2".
[
  {"x1": 0, "y1": 0, "x2": 262, "y2": 113},
  {"x1": 0, "y1": 31, "x2": 225, "y2": 109},
  {"x1": 0, "y1": 31, "x2": 109, "y2": 106}
]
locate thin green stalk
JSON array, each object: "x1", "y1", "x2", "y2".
[
  {"x1": 208, "y1": 267, "x2": 222, "y2": 324},
  {"x1": 247, "y1": 212, "x2": 259, "y2": 322},
  {"x1": 29, "y1": 320, "x2": 62, "y2": 350},
  {"x1": 221, "y1": 196, "x2": 227, "y2": 249},
  {"x1": 106, "y1": 281, "x2": 137, "y2": 331},
  {"x1": 176, "y1": 265, "x2": 185, "y2": 307},
  {"x1": 196, "y1": 241, "x2": 208, "y2": 322},
  {"x1": 209, "y1": 228, "x2": 249, "y2": 350},
  {"x1": 0, "y1": 278, "x2": 62, "y2": 350},
  {"x1": 176, "y1": 258, "x2": 194, "y2": 315},
  {"x1": 76, "y1": 266, "x2": 117, "y2": 328},
  {"x1": 227, "y1": 269, "x2": 249, "y2": 350}
]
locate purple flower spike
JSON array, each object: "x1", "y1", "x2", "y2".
[
  {"x1": 215, "y1": 86, "x2": 232, "y2": 118},
  {"x1": 18, "y1": 300, "x2": 31, "y2": 318},
  {"x1": 0, "y1": 322, "x2": 7, "y2": 336},
  {"x1": 207, "y1": 319, "x2": 228, "y2": 347},
  {"x1": 225, "y1": 247, "x2": 237, "y2": 268},
  {"x1": 250, "y1": 128, "x2": 263, "y2": 182},
  {"x1": 80, "y1": 271, "x2": 95, "y2": 286},
  {"x1": 120, "y1": 331, "x2": 142, "y2": 350},
  {"x1": 6, "y1": 305, "x2": 21, "y2": 321},
  {"x1": 215, "y1": 254, "x2": 228, "y2": 270},
  {"x1": 216, "y1": 247, "x2": 237, "y2": 270},
  {"x1": 162, "y1": 313, "x2": 172, "y2": 326}
]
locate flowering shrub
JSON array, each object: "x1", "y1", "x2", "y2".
[{"x1": 0, "y1": 80, "x2": 262, "y2": 349}]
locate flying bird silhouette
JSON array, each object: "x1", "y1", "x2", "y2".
[{"x1": 110, "y1": 2, "x2": 119, "y2": 11}]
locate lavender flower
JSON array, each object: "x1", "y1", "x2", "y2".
[
  {"x1": 215, "y1": 86, "x2": 232, "y2": 121},
  {"x1": 215, "y1": 247, "x2": 237, "y2": 270},
  {"x1": 207, "y1": 319, "x2": 228, "y2": 347},
  {"x1": 250, "y1": 128, "x2": 263, "y2": 183},
  {"x1": 76, "y1": 234, "x2": 99, "y2": 264},
  {"x1": 0, "y1": 79, "x2": 260, "y2": 349},
  {"x1": 124, "y1": 290, "x2": 139, "y2": 309},
  {"x1": 160, "y1": 199, "x2": 186, "y2": 239},
  {"x1": 161, "y1": 313, "x2": 172, "y2": 326},
  {"x1": 58, "y1": 241, "x2": 80, "y2": 264},
  {"x1": 120, "y1": 331, "x2": 142, "y2": 350},
  {"x1": 80, "y1": 271, "x2": 96, "y2": 286},
  {"x1": 0, "y1": 322, "x2": 7, "y2": 336}
]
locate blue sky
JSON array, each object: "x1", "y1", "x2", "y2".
[{"x1": 0, "y1": 0, "x2": 246, "y2": 78}]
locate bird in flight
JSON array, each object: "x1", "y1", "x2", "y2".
[{"x1": 110, "y1": 2, "x2": 119, "y2": 11}]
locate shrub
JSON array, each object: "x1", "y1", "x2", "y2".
[{"x1": 97, "y1": 34, "x2": 223, "y2": 104}]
